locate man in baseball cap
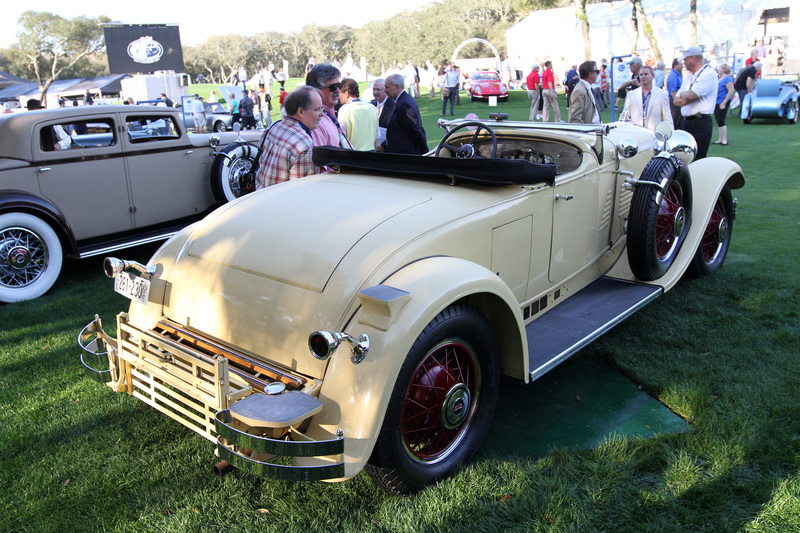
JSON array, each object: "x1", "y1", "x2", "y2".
[
  {"x1": 616, "y1": 56, "x2": 642, "y2": 107},
  {"x1": 674, "y1": 46, "x2": 718, "y2": 159}
]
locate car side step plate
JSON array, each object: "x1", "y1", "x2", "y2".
[{"x1": 526, "y1": 277, "x2": 662, "y2": 381}]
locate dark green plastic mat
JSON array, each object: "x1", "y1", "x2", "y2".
[{"x1": 480, "y1": 360, "x2": 689, "y2": 458}]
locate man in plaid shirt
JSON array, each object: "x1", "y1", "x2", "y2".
[{"x1": 255, "y1": 86, "x2": 325, "y2": 190}]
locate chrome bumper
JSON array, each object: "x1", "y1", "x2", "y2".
[{"x1": 78, "y1": 313, "x2": 345, "y2": 480}]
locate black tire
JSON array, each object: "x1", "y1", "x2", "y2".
[
  {"x1": 0, "y1": 213, "x2": 63, "y2": 303},
  {"x1": 743, "y1": 117, "x2": 751, "y2": 124},
  {"x1": 210, "y1": 142, "x2": 258, "y2": 203},
  {"x1": 365, "y1": 304, "x2": 500, "y2": 495},
  {"x1": 213, "y1": 121, "x2": 227, "y2": 132},
  {"x1": 627, "y1": 157, "x2": 693, "y2": 281},
  {"x1": 685, "y1": 185, "x2": 733, "y2": 278}
]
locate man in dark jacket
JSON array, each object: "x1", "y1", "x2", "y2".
[
  {"x1": 376, "y1": 74, "x2": 428, "y2": 155},
  {"x1": 239, "y1": 92, "x2": 256, "y2": 130}
]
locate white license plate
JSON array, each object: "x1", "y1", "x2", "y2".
[{"x1": 113, "y1": 273, "x2": 151, "y2": 305}]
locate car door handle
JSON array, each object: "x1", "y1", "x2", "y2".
[
  {"x1": 38, "y1": 167, "x2": 51, "y2": 173},
  {"x1": 185, "y1": 150, "x2": 193, "y2": 158},
  {"x1": 555, "y1": 194, "x2": 574, "y2": 201}
]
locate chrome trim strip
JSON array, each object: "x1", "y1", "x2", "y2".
[{"x1": 78, "y1": 232, "x2": 178, "y2": 258}]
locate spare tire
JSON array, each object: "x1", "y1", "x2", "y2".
[
  {"x1": 210, "y1": 142, "x2": 258, "y2": 203},
  {"x1": 627, "y1": 156, "x2": 693, "y2": 281}
]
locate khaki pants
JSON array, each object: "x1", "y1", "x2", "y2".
[
  {"x1": 542, "y1": 89, "x2": 561, "y2": 122},
  {"x1": 528, "y1": 89, "x2": 540, "y2": 121}
]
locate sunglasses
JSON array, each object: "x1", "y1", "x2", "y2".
[{"x1": 324, "y1": 82, "x2": 342, "y2": 91}]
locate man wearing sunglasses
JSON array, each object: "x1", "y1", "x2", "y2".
[
  {"x1": 305, "y1": 64, "x2": 353, "y2": 150},
  {"x1": 568, "y1": 60, "x2": 602, "y2": 124}
]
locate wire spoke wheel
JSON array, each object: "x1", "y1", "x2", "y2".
[
  {"x1": 628, "y1": 157, "x2": 693, "y2": 281},
  {"x1": 0, "y1": 213, "x2": 62, "y2": 302},
  {"x1": 686, "y1": 185, "x2": 734, "y2": 278},
  {"x1": 401, "y1": 340, "x2": 479, "y2": 461},
  {"x1": 366, "y1": 304, "x2": 499, "y2": 495}
]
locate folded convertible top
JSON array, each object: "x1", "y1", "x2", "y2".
[{"x1": 312, "y1": 146, "x2": 557, "y2": 187}]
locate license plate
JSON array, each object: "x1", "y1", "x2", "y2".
[{"x1": 113, "y1": 272, "x2": 151, "y2": 305}]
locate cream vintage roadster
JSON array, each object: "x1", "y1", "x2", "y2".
[{"x1": 80, "y1": 116, "x2": 744, "y2": 495}]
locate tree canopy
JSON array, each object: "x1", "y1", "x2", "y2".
[{"x1": 5, "y1": 11, "x2": 109, "y2": 100}]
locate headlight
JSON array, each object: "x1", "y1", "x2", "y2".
[{"x1": 665, "y1": 129, "x2": 697, "y2": 165}]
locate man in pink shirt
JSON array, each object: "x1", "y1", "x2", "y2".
[
  {"x1": 305, "y1": 64, "x2": 352, "y2": 150},
  {"x1": 541, "y1": 61, "x2": 562, "y2": 122}
]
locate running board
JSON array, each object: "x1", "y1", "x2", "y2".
[{"x1": 526, "y1": 277, "x2": 662, "y2": 381}]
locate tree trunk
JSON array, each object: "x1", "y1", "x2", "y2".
[
  {"x1": 634, "y1": 0, "x2": 662, "y2": 59},
  {"x1": 690, "y1": 0, "x2": 698, "y2": 46},
  {"x1": 574, "y1": 0, "x2": 591, "y2": 60},
  {"x1": 631, "y1": 4, "x2": 640, "y2": 54}
]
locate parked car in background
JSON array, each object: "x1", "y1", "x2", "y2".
[
  {"x1": 0, "y1": 105, "x2": 261, "y2": 302},
  {"x1": 204, "y1": 102, "x2": 235, "y2": 132},
  {"x1": 80, "y1": 116, "x2": 745, "y2": 494},
  {"x1": 739, "y1": 79, "x2": 799, "y2": 124},
  {"x1": 466, "y1": 70, "x2": 509, "y2": 102}
]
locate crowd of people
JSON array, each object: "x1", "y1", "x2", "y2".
[{"x1": 171, "y1": 42, "x2": 776, "y2": 187}]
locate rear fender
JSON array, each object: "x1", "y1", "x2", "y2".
[
  {"x1": 304, "y1": 256, "x2": 525, "y2": 478},
  {"x1": 0, "y1": 190, "x2": 77, "y2": 255}
]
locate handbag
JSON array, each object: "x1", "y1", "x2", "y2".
[{"x1": 441, "y1": 87, "x2": 451, "y2": 97}]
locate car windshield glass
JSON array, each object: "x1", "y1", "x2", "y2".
[
  {"x1": 40, "y1": 119, "x2": 115, "y2": 152},
  {"x1": 206, "y1": 103, "x2": 228, "y2": 114},
  {"x1": 125, "y1": 115, "x2": 179, "y2": 143}
]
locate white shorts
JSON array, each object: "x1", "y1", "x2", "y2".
[{"x1": 193, "y1": 113, "x2": 205, "y2": 128}]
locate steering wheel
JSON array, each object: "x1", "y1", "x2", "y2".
[{"x1": 435, "y1": 122, "x2": 497, "y2": 159}]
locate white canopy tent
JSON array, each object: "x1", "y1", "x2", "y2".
[{"x1": 507, "y1": 0, "x2": 796, "y2": 74}]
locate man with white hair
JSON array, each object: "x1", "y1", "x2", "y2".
[
  {"x1": 674, "y1": 46, "x2": 718, "y2": 160},
  {"x1": 376, "y1": 74, "x2": 428, "y2": 155},
  {"x1": 526, "y1": 64, "x2": 541, "y2": 121},
  {"x1": 733, "y1": 60, "x2": 761, "y2": 112}
]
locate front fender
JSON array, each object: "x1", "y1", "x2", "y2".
[
  {"x1": 654, "y1": 157, "x2": 744, "y2": 292},
  {"x1": 302, "y1": 256, "x2": 525, "y2": 479}
]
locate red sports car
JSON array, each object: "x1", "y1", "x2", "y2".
[{"x1": 467, "y1": 70, "x2": 508, "y2": 102}]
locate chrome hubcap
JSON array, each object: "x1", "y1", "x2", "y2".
[
  {"x1": 673, "y1": 206, "x2": 686, "y2": 237},
  {"x1": 717, "y1": 217, "x2": 729, "y2": 244},
  {"x1": 441, "y1": 383, "x2": 471, "y2": 430},
  {"x1": 7, "y1": 246, "x2": 31, "y2": 269}
]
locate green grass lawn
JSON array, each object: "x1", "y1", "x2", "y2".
[{"x1": 2, "y1": 87, "x2": 799, "y2": 532}]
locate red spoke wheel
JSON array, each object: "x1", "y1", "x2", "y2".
[
  {"x1": 686, "y1": 185, "x2": 734, "y2": 278},
  {"x1": 628, "y1": 157, "x2": 693, "y2": 281},
  {"x1": 401, "y1": 340, "x2": 478, "y2": 461},
  {"x1": 366, "y1": 304, "x2": 500, "y2": 495}
]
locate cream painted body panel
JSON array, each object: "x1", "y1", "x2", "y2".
[{"x1": 118, "y1": 123, "x2": 744, "y2": 481}]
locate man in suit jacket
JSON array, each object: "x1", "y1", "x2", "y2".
[
  {"x1": 369, "y1": 78, "x2": 395, "y2": 129},
  {"x1": 376, "y1": 73, "x2": 428, "y2": 155},
  {"x1": 622, "y1": 65, "x2": 673, "y2": 130},
  {"x1": 568, "y1": 61, "x2": 602, "y2": 124}
]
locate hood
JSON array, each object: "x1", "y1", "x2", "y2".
[
  {"x1": 137, "y1": 172, "x2": 521, "y2": 379},
  {"x1": 183, "y1": 177, "x2": 431, "y2": 293},
  {"x1": 150, "y1": 175, "x2": 437, "y2": 378}
]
